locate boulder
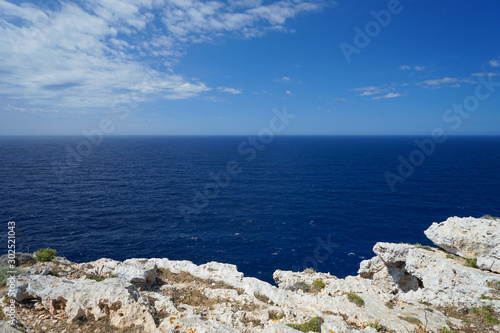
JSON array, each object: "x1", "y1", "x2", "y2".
[
  {"x1": 478, "y1": 244, "x2": 500, "y2": 273},
  {"x1": 424, "y1": 216, "x2": 500, "y2": 259}
]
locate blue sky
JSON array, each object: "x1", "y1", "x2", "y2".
[{"x1": 0, "y1": 0, "x2": 499, "y2": 135}]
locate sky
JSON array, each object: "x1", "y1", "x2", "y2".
[{"x1": 0, "y1": 0, "x2": 499, "y2": 135}]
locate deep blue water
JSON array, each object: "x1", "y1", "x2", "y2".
[{"x1": 1, "y1": 136, "x2": 499, "y2": 283}]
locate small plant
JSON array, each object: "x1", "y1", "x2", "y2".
[
  {"x1": 312, "y1": 279, "x2": 326, "y2": 292},
  {"x1": 347, "y1": 293, "x2": 364, "y2": 307},
  {"x1": 254, "y1": 293, "x2": 274, "y2": 305},
  {"x1": 366, "y1": 321, "x2": 383, "y2": 331},
  {"x1": 86, "y1": 266, "x2": 115, "y2": 282},
  {"x1": 268, "y1": 310, "x2": 285, "y2": 320},
  {"x1": 446, "y1": 254, "x2": 455, "y2": 260},
  {"x1": 480, "y1": 294, "x2": 493, "y2": 300},
  {"x1": 465, "y1": 258, "x2": 478, "y2": 268},
  {"x1": 487, "y1": 280, "x2": 500, "y2": 290},
  {"x1": 414, "y1": 244, "x2": 435, "y2": 252},
  {"x1": 287, "y1": 316, "x2": 323, "y2": 332},
  {"x1": 251, "y1": 319, "x2": 262, "y2": 327},
  {"x1": 303, "y1": 267, "x2": 316, "y2": 274},
  {"x1": 385, "y1": 301, "x2": 395, "y2": 309},
  {"x1": 438, "y1": 328, "x2": 456, "y2": 333},
  {"x1": 290, "y1": 281, "x2": 311, "y2": 293},
  {"x1": 471, "y1": 305, "x2": 500, "y2": 325},
  {"x1": 399, "y1": 316, "x2": 422, "y2": 325},
  {"x1": 0, "y1": 265, "x2": 25, "y2": 287},
  {"x1": 35, "y1": 248, "x2": 56, "y2": 262}
]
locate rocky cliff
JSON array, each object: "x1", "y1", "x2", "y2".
[{"x1": 1, "y1": 216, "x2": 499, "y2": 333}]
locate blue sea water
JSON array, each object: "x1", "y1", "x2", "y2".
[{"x1": 0, "y1": 135, "x2": 499, "y2": 283}]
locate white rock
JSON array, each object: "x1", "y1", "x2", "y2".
[
  {"x1": 261, "y1": 323, "x2": 300, "y2": 333},
  {"x1": 154, "y1": 315, "x2": 239, "y2": 332},
  {"x1": 478, "y1": 244, "x2": 500, "y2": 273},
  {"x1": 424, "y1": 216, "x2": 500, "y2": 258},
  {"x1": 19, "y1": 275, "x2": 156, "y2": 331},
  {"x1": 114, "y1": 258, "x2": 157, "y2": 285}
]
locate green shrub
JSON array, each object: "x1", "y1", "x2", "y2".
[
  {"x1": 35, "y1": 248, "x2": 57, "y2": 262},
  {"x1": 312, "y1": 279, "x2": 326, "y2": 292},
  {"x1": 367, "y1": 321, "x2": 383, "y2": 331},
  {"x1": 303, "y1": 268, "x2": 316, "y2": 274},
  {"x1": 287, "y1": 316, "x2": 323, "y2": 332},
  {"x1": 0, "y1": 265, "x2": 25, "y2": 287},
  {"x1": 290, "y1": 281, "x2": 311, "y2": 293},
  {"x1": 347, "y1": 293, "x2": 364, "y2": 307},
  {"x1": 439, "y1": 328, "x2": 456, "y2": 333},
  {"x1": 399, "y1": 316, "x2": 422, "y2": 325},
  {"x1": 385, "y1": 301, "x2": 394, "y2": 309},
  {"x1": 254, "y1": 293, "x2": 274, "y2": 305},
  {"x1": 487, "y1": 280, "x2": 500, "y2": 290},
  {"x1": 268, "y1": 310, "x2": 285, "y2": 320},
  {"x1": 471, "y1": 305, "x2": 500, "y2": 325},
  {"x1": 465, "y1": 258, "x2": 478, "y2": 268}
]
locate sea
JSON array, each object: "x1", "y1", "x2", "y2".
[{"x1": 1, "y1": 135, "x2": 499, "y2": 284}]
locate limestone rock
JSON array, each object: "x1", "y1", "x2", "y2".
[
  {"x1": 114, "y1": 258, "x2": 157, "y2": 285},
  {"x1": 478, "y1": 244, "x2": 500, "y2": 273},
  {"x1": 18, "y1": 275, "x2": 156, "y2": 331},
  {"x1": 0, "y1": 253, "x2": 35, "y2": 266},
  {"x1": 154, "y1": 315, "x2": 239, "y2": 332},
  {"x1": 424, "y1": 216, "x2": 500, "y2": 258}
]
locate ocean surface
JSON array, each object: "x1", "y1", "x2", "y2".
[{"x1": 1, "y1": 136, "x2": 499, "y2": 283}]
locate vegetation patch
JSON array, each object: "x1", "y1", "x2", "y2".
[
  {"x1": 438, "y1": 305, "x2": 500, "y2": 332},
  {"x1": 303, "y1": 268, "x2": 316, "y2": 274},
  {"x1": 85, "y1": 266, "x2": 116, "y2": 282},
  {"x1": 268, "y1": 310, "x2": 285, "y2": 320},
  {"x1": 0, "y1": 265, "x2": 25, "y2": 287},
  {"x1": 287, "y1": 316, "x2": 323, "y2": 332},
  {"x1": 35, "y1": 248, "x2": 57, "y2": 262},
  {"x1": 156, "y1": 268, "x2": 244, "y2": 295},
  {"x1": 347, "y1": 293, "x2": 364, "y2": 307},
  {"x1": 486, "y1": 280, "x2": 500, "y2": 291},
  {"x1": 289, "y1": 281, "x2": 311, "y2": 293},
  {"x1": 465, "y1": 258, "x2": 478, "y2": 268},
  {"x1": 312, "y1": 279, "x2": 326, "y2": 292},
  {"x1": 254, "y1": 292, "x2": 274, "y2": 305},
  {"x1": 385, "y1": 300, "x2": 395, "y2": 309},
  {"x1": 366, "y1": 321, "x2": 383, "y2": 331},
  {"x1": 399, "y1": 316, "x2": 422, "y2": 325}
]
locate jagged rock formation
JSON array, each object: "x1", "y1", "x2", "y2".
[{"x1": 1, "y1": 216, "x2": 499, "y2": 332}]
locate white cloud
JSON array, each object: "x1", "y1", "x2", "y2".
[
  {"x1": 372, "y1": 92, "x2": 403, "y2": 100},
  {"x1": 489, "y1": 59, "x2": 500, "y2": 68},
  {"x1": 351, "y1": 86, "x2": 386, "y2": 96},
  {"x1": 418, "y1": 77, "x2": 468, "y2": 89},
  {"x1": 218, "y1": 87, "x2": 242, "y2": 94},
  {"x1": 472, "y1": 72, "x2": 499, "y2": 77},
  {"x1": 0, "y1": 0, "x2": 324, "y2": 115},
  {"x1": 399, "y1": 65, "x2": 425, "y2": 71},
  {"x1": 277, "y1": 76, "x2": 290, "y2": 82},
  {"x1": 286, "y1": 90, "x2": 293, "y2": 95}
]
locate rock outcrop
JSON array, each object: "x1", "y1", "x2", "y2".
[{"x1": 1, "y1": 216, "x2": 499, "y2": 333}]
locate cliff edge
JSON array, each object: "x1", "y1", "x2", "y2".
[{"x1": 1, "y1": 216, "x2": 499, "y2": 333}]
